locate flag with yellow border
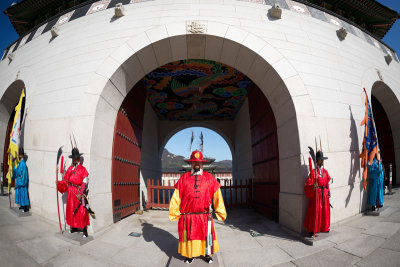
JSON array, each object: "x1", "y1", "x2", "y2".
[{"x1": 7, "y1": 88, "x2": 25, "y2": 193}]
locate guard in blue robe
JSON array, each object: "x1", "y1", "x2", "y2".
[
  {"x1": 367, "y1": 157, "x2": 384, "y2": 210},
  {"x1": 12, "y1": 148, "x2": 30, "y2": 212}
]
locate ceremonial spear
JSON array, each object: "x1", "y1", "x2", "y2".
[
  {"x1": 308, "y1": 141, "x2": 318, "y2": 240},
  {"x1": 190, "y1": 131, "x2": 194, "y2": 153},
  {"x1": 314, "y1": 138, "x2": 319, "y2": 240},
  {"x1": 200, "y1": 132, "x2": 204, "y2": 153},
  {"x1": 56, "y1": 146, "x2": 63, "y2": 234}
]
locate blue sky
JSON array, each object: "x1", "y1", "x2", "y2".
[
  {"x1": 164, "y1": 127, "x2": 232, "y2": 161},
  {"x1": 0, "y1": 1, "x2": 18, "y2": 57},
  {"x1": 380, "y1": 0, "x2": 400, "y2": 54}
]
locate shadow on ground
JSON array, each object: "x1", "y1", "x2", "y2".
[
  {"x1": 215, "y1": 207, "x2": 298, "y2": 242},
  {"x1": 141, "y1": 222, "x2": 185, "y2": 265}
]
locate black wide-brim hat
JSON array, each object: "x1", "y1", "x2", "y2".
[
  {"x1": 18, "y1": 147, "x2": 26, "y2": 155},
  {"x1": 316, "y1": 151, "x2": 328, "y2": 160},
  {"x1": 69, "y1": 148, "x2": 83, "y2": 158}
]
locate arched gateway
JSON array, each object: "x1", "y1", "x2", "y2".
[
  {"x1": 3, "y1": 0, "x2": 399, "y2": 236},
  {"x1": 371, "y1": 81, "x2": 400, "y2": 186},
  {"x1": 110, "y1": 59, "x2": 281, "y2": 222},
  {"x1": 89, "y1": 23, "x2": 308, "y2": 232}
]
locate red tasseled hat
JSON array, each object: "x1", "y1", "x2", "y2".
[{"x1": 184, "y1": 150, "x2": 209, "y2": 163}]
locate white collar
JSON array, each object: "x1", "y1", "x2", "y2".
[
  {"x1": 72, "y1": 162, "x2": 80, "y2": 170},
  {"x1": 191, "y1": 168, "x2": 203, "y2": 176}
]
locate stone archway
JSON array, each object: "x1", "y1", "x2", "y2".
[
  {"x1": 113, "y1": 58, "x2": 282, "y2": 222},
  {"x1": 87, "y1": 22, "x2": 311, "y2": 232},
  {"x1": 371, "y1": 81, "x2": 400, "y2": 185}
]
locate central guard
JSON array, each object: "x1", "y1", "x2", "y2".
[{"x1": 169, "y1": 150, "x2": 227, "y2": 264}]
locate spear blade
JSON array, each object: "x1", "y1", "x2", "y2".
[
  {"x1": 57, "y1": 146, "x2": 63, "y2": 165},
  {"x1": 308, "y1": 146, "x2": 316, "y2": 164}
]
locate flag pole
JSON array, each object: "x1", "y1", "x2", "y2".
[{"x1": 8, "y1": 153, "x2": 12, "y2": 208}]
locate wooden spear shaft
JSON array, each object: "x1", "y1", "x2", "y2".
[{"x1": 314, "y1": 138, "x2": 318, "y2": 240}]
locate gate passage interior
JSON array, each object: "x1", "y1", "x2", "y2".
[{"x1": 111, "y1": 59, "x2": 280, "y2": 222}]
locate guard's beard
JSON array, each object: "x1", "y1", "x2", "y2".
[{"x1": 194, "y1": 165, "x2": 201, "y2": 172}]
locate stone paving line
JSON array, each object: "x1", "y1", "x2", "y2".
[{"x1": 0, "y1": 188, "x2": 399, "y2": 267}]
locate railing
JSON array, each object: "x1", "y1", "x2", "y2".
[
  {"x1": 146, "y1": 179, "x2": 174, "y2": 209},
  {"x1": 146, "y1": 178, "x2": 252, "y2": 210},
  {"x1": 221, "y1": 179, "x2": 252, "y2": 208}
]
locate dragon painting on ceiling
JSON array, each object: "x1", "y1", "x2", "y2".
[{"x1": 143, "y1": 59, "x2": 252, "y2": 121}]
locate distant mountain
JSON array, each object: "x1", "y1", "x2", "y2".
[
  {"x1": 162, "y1": 149, "x2": 232, "y2": 172},
  {"x1": 161, "y1": 149, "x2": 186, "y2": 170},
  {"x1": 213, "y1": 160, "x2": 233, "y2": 168}
]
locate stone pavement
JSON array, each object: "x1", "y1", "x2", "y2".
[{"x1": 1, "y1": 188, "x2": 400, "y2": 267}]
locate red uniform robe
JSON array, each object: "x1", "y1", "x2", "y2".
[
  {"x1": 169, "y1": 170, "x2": 227, "y2": 258},
  {"x1": 304, "y1": 167, "x2": 331, "y2": 233},
  {"x1": 57, "y1": 164, "x2": 90, "y2": 228}
]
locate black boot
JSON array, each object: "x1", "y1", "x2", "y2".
[
  {"x1": 69, "y1": 227, "x2": 78, "y2": 234},
  {"x1": 204, "y1": 255, "x2": 213, "y2": 264},
  {"x1": 184, "y1": 258, "x2": 193, "y2": 264},
  {"x1": 309, "y1": 232, "x2": 319, "y2": 237},
  {"x1": 83, "y1": 227, "x2": 88, "y2": 238}
]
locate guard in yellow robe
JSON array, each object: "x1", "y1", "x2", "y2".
[{"x1": 169, "y1": 150, "x2": 227, "y2": 264}]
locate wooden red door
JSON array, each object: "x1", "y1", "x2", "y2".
[
  {"x1": 248, "y1": 85, "x2": 280, "y2": 221},
  {"x1": 111, "y1": 83, "x2": 146, "y2": 222},
  {"x1": 372, "y1": 96, "x2": 396, "y2": 185}
]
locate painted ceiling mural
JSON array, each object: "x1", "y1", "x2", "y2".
[{"x1": 143, "y1": 59, "x2": 252, "y2": 121}]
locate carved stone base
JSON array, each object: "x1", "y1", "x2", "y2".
[
  {"x1": 10, "y1": 207, "x2": 31, "y2": 217},
  {"x1": 364, "y1": 206, "x2": 387, "y2": 216},
  {"x1": 55, "y1": 231, "x2": 94, "y2": 246}
]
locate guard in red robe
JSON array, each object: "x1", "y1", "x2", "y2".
[
  {"x1": 169, "y1": 150, "x2": 227, "y2": 264},
  {"x1": 304, "y1": 151, "x2": 331, "y2": 236},
  {"x1": 57, "y1": 147, "x2": 90, "y2": 237}
]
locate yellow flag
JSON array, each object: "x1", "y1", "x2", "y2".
[{"x1": 7, "y1": 88, "x2": 25, "y2": 192}]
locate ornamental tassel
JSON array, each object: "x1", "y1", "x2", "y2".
[
  {"x1": 60, "y1": 156, "x2": 64, "y2": 174},
  {"x1": 183, "y1": 217, "x2": 187, "y2": 242},
  {"x1": 183, "y1": 230, "x2": 187, "y2": 242}
]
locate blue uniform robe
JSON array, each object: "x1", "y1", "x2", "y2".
[
  {"x1": 13, "y1": 159, "x2": 30, "y2": 207},
  {"x1": 367, "y1": 158, "x2": 384, "y2": 207}
]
